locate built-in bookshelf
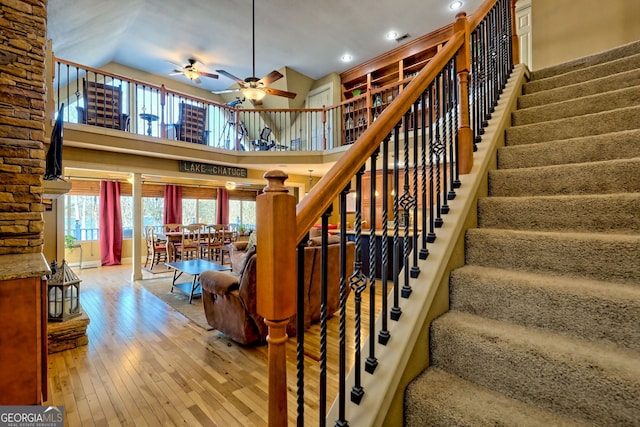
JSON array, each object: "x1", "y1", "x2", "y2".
[{"x1": 339, "y1": 25, "x2": 451, "y2": 144}]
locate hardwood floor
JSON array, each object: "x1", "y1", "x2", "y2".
[{"x1": 44, "y1": 263, "x2": 383, "y2": 426}]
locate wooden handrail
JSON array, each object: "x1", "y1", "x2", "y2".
[
  {"x1": 468, "y1": 0, "x2": 500, "y2": 30},
  {"x1": 295, "y1": 31, "x2": 465, "y2": 244}
]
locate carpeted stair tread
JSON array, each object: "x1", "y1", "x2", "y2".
[
  {"x1": 518, "y1": 68, "x2": 640, "y2": 109},
  {"x1": 498, "y1": 129, "x2": 640, "y2": 168},
  {"x1": 512, "y1": 84, "x2": 640, "y2": 126},
  {"x1": 477, "y1": 193, "x2": 640, "y2": 233},
  {"x1": 489, "y1": 157, "x2": 640, "y2": 197},
  {"x1": 530, "y1": 40, "x2": 640, "y2": 81},
  {"x1": 465, "y1": 228, "x2": 640, "y2": 285},
  {"x1": 524, "y1": 52, "x2": 640, "y2": 94},
  {"x1": 450, "y1": 265, "x2": 640, "y2": 350},
  {"x1": 430, "y1": 311, "x2": 640, "y2": 426},
  {"x1": 404, "y1": 368, "x2": 589, "y2": 427},
  {"x1": 406, "y1": 41, "x2": 640, "y2": 426},
  {"x1": 505, "y1": 104, "x2": 640, "y2": 145}
]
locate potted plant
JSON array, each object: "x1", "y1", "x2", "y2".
[{"x1": 65, "y1": 235, "x2": 78, "y2": 251}]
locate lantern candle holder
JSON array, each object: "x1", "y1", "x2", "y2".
[{"x1": 47, "y1": 259, "x2": 82, "y2": 322}]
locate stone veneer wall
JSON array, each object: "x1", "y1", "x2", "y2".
[{"x1": 0, "y1": 0, "x2": 48, "y2": 255}]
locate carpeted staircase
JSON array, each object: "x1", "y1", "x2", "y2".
[{"x1": 404, "y1": 41, "x2": 640, "y2": 426}]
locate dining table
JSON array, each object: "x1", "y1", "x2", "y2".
[{"x1": 161, "y1": 227, "x2": 236, "y2": 262}]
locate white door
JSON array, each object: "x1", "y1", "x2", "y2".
[
  {"x1": 516, "y1": 0, "x2": 533, "y2": 69},
  {"x1": 306, "y1": 83, "x2": 333, "y2": 150}
]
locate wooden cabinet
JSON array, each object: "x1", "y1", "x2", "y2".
[
  {"x1": 339, "y1": 26, "x2": 451, "y2": 144},
  {"x1": 0, "y1": 253, "x2": 50, "y2": 405}
]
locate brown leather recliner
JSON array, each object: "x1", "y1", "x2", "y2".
[
  {"x1": 200, "y1": 246, "x2": 266, "y2": 345},
  {"x1": 199, "y1": 238, "x2": 355, "y2": 345}
]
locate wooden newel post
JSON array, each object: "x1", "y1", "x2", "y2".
[
  {"x1": 455, "y1": 12, "x2": 474, "y2": 174},
  {"x1": 510, "y1": 0, "x2": 520, "y2": 66},
  {"x1": 256, "y1": 170, "x2": 297, "y2": 427}
]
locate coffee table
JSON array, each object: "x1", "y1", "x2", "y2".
[{"x1": 165, "y1": 259, "x2": 231, "y2": 303}]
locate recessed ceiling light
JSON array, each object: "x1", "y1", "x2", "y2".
[
  {"x1": 385, "y1": 31, "x2": 399, "y2": 41},
  {"x1": 341, "y1": 54, "x2": 353, "y2": 62},
  {"x1": 450, "y1": 1, "x2": 463, "y2": 10}
]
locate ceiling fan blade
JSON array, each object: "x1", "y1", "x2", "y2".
[
  {"x1": 262, "y1": 87, "x2": 297, "y2": 99},
  {"x1": 198, "y1": 71, "x2": 219, "y2": 79},
  {"x1": 259, "y1": 70, "x2": 283, "y2": 86},
  {"x1": 169, "y1": 70, "x2": 185, "y2": 76},
  {"x1": 193, "y1": 77, "x2": 202, "y2": 84},
  {"x1": 212, "y1": 88, "x2": 241, "y2": 95},
  {"x1": 216, "y1": 69, "x2": 245, "y2": 84}
]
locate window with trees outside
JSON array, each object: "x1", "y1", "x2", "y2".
[{"x1": 64, "y1": 180, "x2": 255, "y2": 240}]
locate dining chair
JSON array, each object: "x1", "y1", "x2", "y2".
[
  {"x1": 176, "y1": 224, "x2": 202, "y2": 260},
  {"x1": 144, "y1": 226, "x2": 167, "y2": 269},
  {"x1": 163, "y1": 224, "x2": 183, "y2": 261}
]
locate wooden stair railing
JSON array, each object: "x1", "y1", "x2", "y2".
[{"x1": 255, "y1": 1, "x2": 518, "y2": 424}]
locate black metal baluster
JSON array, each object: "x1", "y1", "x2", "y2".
[
  {"x1": 497, "y1": 0, "x2": 507, "y2": 93},
  {"x1": 350, "y1": 166, "x2": 367, "y2": 405},
  {"x1": 335, "y1": 185, "x2": 350, "y2": 427},
  {"x1": 400, "y1": 113, "x2": 415, "y2": 298},
  {"x1": 365, "y1": 149, "x2": 378, "y2": 375},
  {"x1": 419, "y1": 90, "x2": 429, "y2": 260},
  {"x1": 441, "y1": 65, "x2": 451, "y2": 215},
  {"x1": 296, "y1": 234, "x2": 307, "y2": 426},
  {"x1": 410, "y1": 99, "x2": 420, "y2": 279},
  {"x1": 378, "y1": 135, "x2": 391, "y2": 345},
  {"x1": 434, "y1": 73, "x2": 444, "y2": 229},
  {"x1": 482, "y1": 19, "x2": 490, "y2": 128},
  {"x1": 319, "y1": 206, "x2": 332, "y2": 427},
  {"x1": 427, "y1": 83, "x2": 436, "y2": 244},
  {"x1": 452, "y1": 56, "x2": 461, "y2": 190},
  {"x1": 390, "y1": 124, "x2": 402, "y2": 321},
  {"x1": 490, "y1": 7, "x2": 498, "y2": 113},
  {"x1": 471, "y1": 29, "x2": 482, "y2": 147},
  {"x1": 447, "y1": 59, "x2": 458, "y2": 199}
]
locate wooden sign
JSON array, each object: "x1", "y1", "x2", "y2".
[{"x1": 179, "y1": 161, "x2": 248, "y2": 178}]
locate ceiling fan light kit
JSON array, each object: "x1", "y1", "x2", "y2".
[
  {"x1": 169, "y1": 58, "x2": 218, "y2": 84},
  {"x1": 242, "y1": 86, "x2": 266, "y2": 101}
]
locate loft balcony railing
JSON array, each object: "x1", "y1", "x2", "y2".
[
  {"x1": 256, "y1": 0, "x2": 518, "y2": 425},
  {"x1": 51, "y1": 62, "x2": 329, "y2": 152}
]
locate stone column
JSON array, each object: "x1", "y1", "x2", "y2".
[{"x1": 0, "y1": 0, "x2": 48, "y2": 255}]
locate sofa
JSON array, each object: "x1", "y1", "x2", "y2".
[{"x1": 199, "y1": 235, "x2": 355, "y2": 345}]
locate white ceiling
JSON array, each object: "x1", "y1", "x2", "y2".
[{"x1": 47, "y1": 0, "x2": 485, "y2": 93}]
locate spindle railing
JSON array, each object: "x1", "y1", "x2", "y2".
[
  {"x1": 257, "y1": 0, "x2": 517, "y2": 425},
  {"x1": 51, "y1": 58, "x2": 327, "y2": 151}
]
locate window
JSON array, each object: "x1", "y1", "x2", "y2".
[
  {"x1": 182, "y1": 199, "x2": 216, "y2": 225},
  {"x1": 143, "y1": 197, "x2": 164, "y2": 233},
  {"x1": 64, "y1": 195, "x2": 99, "y2": 241},
  {"x1": 228, "y1": 199, "x2": 256, "y2": 230},
  {"x1": 121, "y1": 196, "x2": 133, "y2": 238}
]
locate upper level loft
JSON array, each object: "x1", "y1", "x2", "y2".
[{"x1": 48, "y1": 25, "x2": 454, "y2": 171}]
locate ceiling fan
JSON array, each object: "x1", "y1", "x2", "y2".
[
  {"x1": 168, "y1": 58, "x2": 218, "y2": 84},
  {"x1": 213, "y1": 0, "x2": 297, "y2": 103}
]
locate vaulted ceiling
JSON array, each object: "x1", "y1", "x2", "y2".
[{"x1": 47, "y1": 0, "x2": 485, "y2": 93}]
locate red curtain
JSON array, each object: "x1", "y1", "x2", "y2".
[
  {"x1": 99, "y1": 180, "x2": 123, "y2": 266},
  {"x1": 164, "y1": 185, "x2": 182, "y2": 224},
  {"x1": 217, "y1": 187, "x2": 229, "y2": 224}
]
